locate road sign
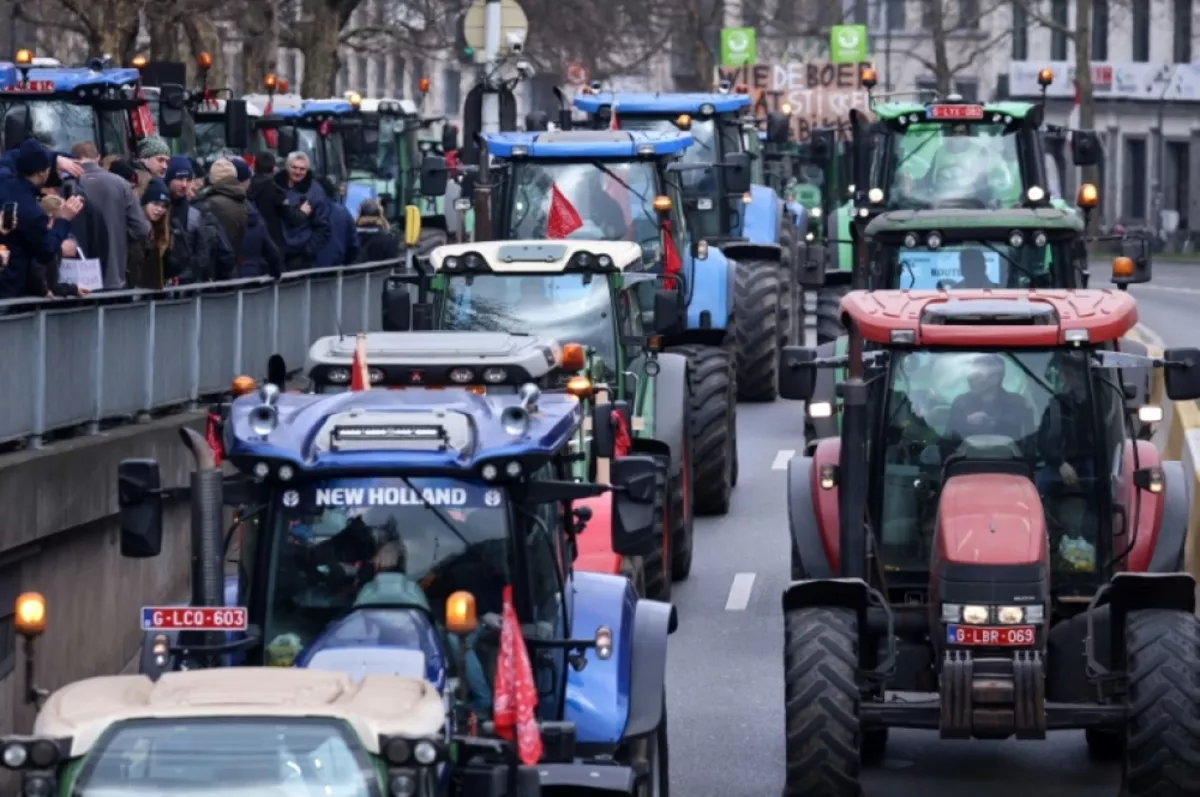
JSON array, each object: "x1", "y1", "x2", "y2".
[
  {"x1": 830, "y1": 24, "x2": 868, "y2": 63},
  {"x1": 463, "y1": 0, "x2": 528, "y2": 65},
  {"x1": 565, "y1": 62, "x2": 589, "y2": 86},
  {"x1": 720, "y1": 27, "x2": 757, "y2": 67}
]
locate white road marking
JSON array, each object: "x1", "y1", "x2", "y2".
[
  {"x1": 772, "y1": 450, "x2": 795, "y2": 470},
  {"x1": 725, "y1": 573, "x2": 756, "y2": 611}
]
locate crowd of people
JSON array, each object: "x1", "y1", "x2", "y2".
[{"x1": 0, "y1": 134, "x2": 403, "y2": 301}]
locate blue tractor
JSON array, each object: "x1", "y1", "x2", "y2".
[
  {"x1": 574, "y1": 91, "x2": 798, "y2": 402},
  {"x1": 424, "y1": 128, "x2": 739, "y2": 515},
  {"x1": 114, "y1": 374, "x2": 675, "y2": 796}
]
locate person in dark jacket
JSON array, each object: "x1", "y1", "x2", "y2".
[
  {"x1": 128, "y1": 178, "x2": 189, "y2": 289},
  {"x1": 30, "y1": 188, "x2": 87, "y2": 298},
  {"x1": 46, "y1": 169, "x2": 108, "y2": 290},
  {"x1": 199, "y1": 159, "x2": 248, "y2": 276},
  {"x1": 0, "y1": 140, "x2": 84, "y2": 299},
  {"x1": 247, "y1": 152, "x2": 300, "y2": 256},
  {"x1": 240, "y1": 202, "x2": 283, "y2": 278},
  {"x1": 165, "y1": 155, "x2": 210, "y2": 283},
  {"x1": 318, "y1": 176, "x2": 356, "y2": 266},
  {"x1": 276, "y1": 151, "x2": 332, "y2": 271},
  {"x1": 354, "y1": 200, "x2": 401, "y2": 263}
]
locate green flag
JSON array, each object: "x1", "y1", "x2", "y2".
[
  {"x1": 720, "y1": 27, "x2": 757, "y2": 67},
  {"x1": 830, "y1": 24, "x2": 868, "y2": 63}
]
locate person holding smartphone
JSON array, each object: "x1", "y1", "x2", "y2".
[{"x1": 0, "y1": 140, "x2": 83, "y2": 299}]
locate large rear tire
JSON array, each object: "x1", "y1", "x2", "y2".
[
  {"x1": 642, "y1": 463, "x2": 672, "y2": 602},
  {"x1": 1121, "y1": 609, "x2": 1200, "y2": 796},
  {"x1": 669, "y1": 426, "x2": 694, "y2": 581},
  {"x1": 667, "y1": 344, "x2": 735, "y2": 516},
  {"x1": 733, "y1": 259, "x2": 781, "y2": 402},
  {"x1": 816, "y1": 284, "x2": 850, "y2": 346},
  {"x1": 784, "y1": 607, "x2": 862, "y2": 796}
]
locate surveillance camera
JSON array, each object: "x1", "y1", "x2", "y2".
[
  {"x1": 516, "y1": 59, "x2": 533, "y2": 77},
  {"x1": 505, "y1": 30, "x2": 525, "y2": 51}
]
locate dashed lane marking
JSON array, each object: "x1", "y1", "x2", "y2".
[
  {"x1": 772, "y1": 450, "x2": 795, "y2": 470},
  {"x1": 725, "y1": 573, "x2": 756, "y2": 611}
]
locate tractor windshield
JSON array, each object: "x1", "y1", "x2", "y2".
[
  {"x1": 261, "y1": 477, "x2": 509, "y2": 666},
  {"x1": 619, "y1": 115, "x2": 723, "y2": 237},
  {"x1": 254, "y1": 126, "x2": 348, "y2": 188},
  {"x1": 885, "y1": 123, "x2": 1021, "y2": 210},
  {"x1": 193, "y1": 120, "x2": 230, "y2": 160},
  {"x1": 506, "y1": 160, "x2": 659, "y2": 253},
  {"x1": 0, "y1": 99, "x2": 129, "y2": 155},
  {"x1": 889, "y1": 238, "x2": 1070, "y2": 289},
  {"x1": 879, "y1": 349, "x2": 1114, "y2": 574},
  {"x1": 69, "y1": 717, "x2": 377, "y2": 796},
  {"x1": 442, "y1": 273, "x2": 617, "y2": 367}
]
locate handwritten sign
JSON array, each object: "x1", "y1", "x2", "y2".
[{"x1": 715, "y1": 61, "x2": 872, "y2": 142}]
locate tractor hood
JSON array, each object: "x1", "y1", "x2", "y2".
[{"x1": 936, "y1": 474, "x2": 1048, "y2": 566}]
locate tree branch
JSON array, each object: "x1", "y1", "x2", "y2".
[{"x1": 1013, "y1": 0, "x2": 1077, "y2": 36}]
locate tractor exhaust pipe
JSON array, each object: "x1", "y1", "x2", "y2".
[
  {"x1": 179, "y1": 427, "x2": 225, "y2": 638},
  {"x1": 838, "y1": 321, "x2": 869, "y2": 581}
]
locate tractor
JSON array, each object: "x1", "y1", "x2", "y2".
[
  {"x1": 416, "y1": 132, "x2": 740, "y2": 516},
  {"x1": 573, "y1": 90, "x2": 799, "y2": 402},
  {"x1": 113, "y1": 374, "x2": 675, "y2": 796},
  {"x1": 777, "y1": 287, "x2": 1200, "y2": 795},
  {"x1": 136, "y1": 53, "x2": 253, "y2": 162},
  {"x1": 382, "y1": 240, "x2": 699, "y2": 600}
]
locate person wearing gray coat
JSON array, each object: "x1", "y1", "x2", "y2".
[{"x1": 71, "y1": 141, "x2": 150, "y2": 289}]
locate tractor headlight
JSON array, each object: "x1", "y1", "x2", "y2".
[
  {"x1": 996, "y1": 605, "x2": 1025, "y2": 624},
  {"x1": 946, "y1": 604, "x2": 989, "y2": 624}
]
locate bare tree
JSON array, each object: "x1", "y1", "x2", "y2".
[
  {"x1": 906, "y1": 0, "x2": 1012, "y2": 96},
  {"x1": 275, "y1": 0, "x2": 365, "y2": 96},
  {"x1": 517, "y1": 0, "x2": 673, "y2": 81},
  {"x1": 662, "y1": 0, "x2": 724, "y2": 92}
]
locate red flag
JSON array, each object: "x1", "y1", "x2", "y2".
[
  {"x1": 612, "y1": 410, "x2": 631, "y2": 457},
  {"x1": 609, "y1": 102, "x2": 619, "y2": 130},
  {"x1": 546, "y1": 184, "x2": 583, "y2": 239},
  {"x1": 492, "y1": 585, "x2": 543, "y2": 766},
  {"x1": 205, "y1": 410, "x2": 224, "y2": 466},
  {"x1": 350, "y1": 333, "x2": 371, "y2": 391},
  {"x1": 263, "y1": 98, "x2": 279, "y2": 149},
  {"x1": 661, "y1": 219, "x2": 682, "y2": 289}
]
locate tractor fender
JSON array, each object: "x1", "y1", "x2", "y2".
[
  {"x1": 1150, "y1": 459, "x2": 1190, "y2": 573},
  {"x1": 648, "y1": 351, "x2": 690, "y2": 478},
  {"x1": 787, "y1": 456, "x2": 834, "y2": 580},
  {"x1": 622, "y1": 598, "x2": 676, "y2": 740},
  {"x1": 565, "y1": 570, "x2": 639, "y2": 745},
  {"x1": 742, "y1": 184, "x2": 781, "y2": 245},
  {"x1": 573, "y1": 494, "x2": 622, "y2": 576},
  {"x1": 721, "y1": 241, "x2": 783, "y2": 268},
  {"x1": 781, "y1": 577, "x2": 874, "y2": 625},
  {"x1": 809, "y1": 438, "x2": 842, "y2": 571},
  {"x1": 1121, "y1": 441, "x2": 1173, "y2": 572},
  {"x1": 1101, "y1": 571, "x2": 1197, "y2": 620},
  {"x1": 685, "y1": 246, "x2": 735, "y2": 332}
]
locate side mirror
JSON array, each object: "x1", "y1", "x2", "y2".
[
  {"x1": 592, "y1": 401, "x2": 615, "y2": 460},
  {"x1": 810, "y1": 130, "x2": 833, "y2": 165},
  {"x1": 3, "y1": 105, "x2": 32, "y2": 149},
  {"x1": 382, "y1": 284, "x2": 412, "y2": 331},
  {"x1": 766, "y1": 112, "x2": 790, "y2": 144},
  {"x1": 723, "y1": 151, "x2": 752, "y2": 195},
  {"x1": 779, "y1": 345, "x2": 818, "y2": 401},
  {"x1": 652, "y1": 288, "x2": 681, "y2": 334},
  {"x1": 419, "y1": 154, "x2": 448, "y2": 197},
  {"x1": 277, "y1": 127, "x2": 298, "y2": 158},
  {"x1": 223, "y1": 98, "x2": 250, "y2": 151},
  {"x1": 1164, "y1": 348, "x2": 1200, "y2": 401},
  {"x1": 412, "y1": 301, "x2": 435, "y2": 330},
  {"x1": 1071, "y1": 131, "x2": 1102, "y2": 167},
  {"x1": 267, "y1": 354, "x2": 287, "y2": 389},
  {"x1": 156, "y1": 84, "x2": 186, "y2": 139},
  {"x1": 118, "y1": 459, "x2": 164, "y2": 558},
  {"x1": 442, "y1": 123, "x2": 459, "y2": 152},
  {"x1": 610, "y1": 455, "x2": 661, "y2": 557},
  {"x1": 1113, "y1": 236, "x2": 1152, "y2": 285}
]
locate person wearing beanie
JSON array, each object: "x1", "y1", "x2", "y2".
[
  {"x1": 231, "y1": 158, "x2": 253, "y2": 187},
  {"x1": 163, "y1": 155, "x2": 210, "y2": 283},
  {"x1": 33, "y1": 168, "x2": 102, "y2": 298},
  {"x1": 72, "y1": 140, "x2": 150, "y2": 290},
  {"x1": 195, "y1": 158, "x2": 246, "y2": 280},
  {"x1": 188, "y1": 157, "x2": 206, "y2": 200},
  {"x1": 354, "y1": 198, "x2": 400, "y2": 264},
  {"x1": 128, "y1": 177, "x2": 188, "y2": 289},
  {"x1": 107, "y1": 158, "x2": 139, "y2": 188},
  {"x1": 0, "y1": 139, "x2": 85, "y2": 298},
  {"x1": 136, "y1": 135, "x2": 171, "y2": 178}
]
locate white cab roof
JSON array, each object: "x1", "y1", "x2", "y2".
[
  {"x1": 306, "y1": 331, "x2": 561, "y2": 376},
  {"x1": 429, "y1": 240, "x2": 644, "y2": 274},
  {"x1": 359, "y1": 97, "x2": 419, "y2": 115},
  {"x1": 35, "y1": 668, "x2": 445, "y2": 759}
]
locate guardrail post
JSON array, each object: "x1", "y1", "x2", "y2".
[
  {"x1": 362, "y1": 272, "x2": 371, "y2": 331},
  {"x1": 189, "y1": 293, "x2": 202, "y2": 407},
  {"x1": 141, "y1": 301, "x2": 156, "y2": 420},
  {"x1": 234, "y1": 290, "x2": 245, "y2": 376},
  {"x1": 90, "y1": 306, "x2": 105, "y2": 435},
  {"x1": 270, "y1": 281, "x2": 280, "y2": 357},
  {"x1": 303, "y1": 279, "x2": 312, "y2": 348},
  {"x1": 30, "y1": 310, "x2": 46, "y2": 449},
  {"x1": 335, "y1": 273, "x2": 344, "y2": 332}
]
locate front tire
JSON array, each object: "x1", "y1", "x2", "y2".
[
  {"x1": 670, "y1": 428, "x2": 694, "y2": 582},
  {"x1": 815, "y1": 284, "x2": 850, "y2": 346},
  {"x1": 784, "y1": 607, "x2": 862, "y2": 796},
  {"x1": 642, "y1": 463, "x2": 672, "y2": 602},
  {"x1": 633, "y1": 701, "x2": 671, "y2": 797},
  {"x1": 733, "y1": 259, "x2": 781, "y2": 402},
  {"x1": 667, "y1": 345, "x2": 735, "y2": 516},
  {"x1": 1121, "y1": 609, "x2": 1200, "y2": 796}
]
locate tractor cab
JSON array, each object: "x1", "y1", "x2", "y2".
[
  {"x1": 252, "y1": 96, "x2": 351, "y2": 200},
  {"x1": 137, "y1": 54, "x2": 252, "y2": 161},
  {"x1": 776, "y1": 288, "x2": 1200, "y2": 791},
  {"x1": 337, "y1": 95, "x2": 423, "y2": 217},
  {"x1": 0, "y1": 51, "x2": 184, "y2": 156}
]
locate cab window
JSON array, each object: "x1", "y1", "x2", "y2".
[
  {"x1": 525, "y1": 467, "x2": 564, "y2": 630},
  {"x1": 99, "y1": 109, "x2": 129, "y2": 156},
  {"x1": 617, "y1": 285, "x2": 645, "y2": 362}
]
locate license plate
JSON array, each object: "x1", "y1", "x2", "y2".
[{"x1": 946, "y1": 624, "x2": 1035, "y2": 646}]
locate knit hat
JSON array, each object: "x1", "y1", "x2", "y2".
[
  {"x1": 189, "y1": 157, "x2": 204, "y2": 179},
  {"x1": 208, "y1": 158, "x2": 238, "y2": 185},
  {"x1": 141, "y1": 177, "x2": 169, "y2": 206},
  {"x1": 166, "y1": 155, "x2": 193, "y2": 182},
  {"x1": 137, "y1": 135, "x2": 170, "y2": 159},
  {"x1": 231, "y1": 157, "x2": 252, "y2": 183},
  {"x1": 15, "y1": 139, "x2": 52, "y2": 176}
]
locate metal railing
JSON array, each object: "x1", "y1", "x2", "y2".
[{"x1": 0, "y1": 260, "x2": 401, "y2": 447}]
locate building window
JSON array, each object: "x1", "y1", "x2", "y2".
[
  {"x1": 411, "y1": 59, "x2": 426, "y2": 100},
  {"x1": 1092, "y1": 0, "x2": 1109, "y2": 60},
  {"x1": 922, "y1": 0, "x2": 935, "y2": 29},
  {"x1": 285, "y1": 51, "x2": 300, "y2": 86},
  {"x1": 1165, "y1": 140, "x2": 1191, "y2": 224},
  {"x1": 0, "y1": 570, "x2": 18, "y2": 680},
  {"x1": 853, "y1": 0, "x2": 869, "y2": 25},
  {"x1": 1051, "y1": 0, "x2": 1069, "y2": 59},
  {"x1": 1132, "y1": 0, "x2": 1151, "y2": 61},
  {"x1": 393, "y1": 57, "x2": 406, "y2": 98},
  {"x1": 355, "y1": 55, "x2": 369, "y2": 94},
  {"x1": 374, "y1": 58, "x2": 387, "y2": 98},
  {"x1": 887, "y1": 0, "x2": 906, "y2": 29},
  {"x1": 958, "y1": 0, "x2": 980, "y2": 28},
  {"x1": 443, "y1": 69, "x2": 461, "y2": 116},
  {"x1": 1123, "y1": 137, "x2": 1148, "y2": 219},
  {"x1": 1175, "y1": 0, "x2": 1193, "y2": 62},
  {"x1": 1012, "y1": 2, "x2": 1028, "y2": 59},
  {"x1": 335, "y1": 63, "x2": 347, "y2": 96}
]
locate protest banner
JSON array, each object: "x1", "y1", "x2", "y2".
[{"x1": 715, "y1": 60, "x2": 872, "y2": 141}]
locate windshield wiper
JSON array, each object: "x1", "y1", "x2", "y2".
[
  {"x1": 972, "y1": 239, "x2": 1037, "y2": 283},
  {"x1": 398, "y1": 477, "x2": 507, "y2": 583},
  {"x1": 890, "y1": 131, "x2": 941, "y2": 179},
  {"x1": 589, "y1": 160, "x2": 651, "y2": 207}
]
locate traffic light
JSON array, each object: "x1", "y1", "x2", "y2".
[{"x1": 461, "y1": 46, "x2": 475, "y2": 62}]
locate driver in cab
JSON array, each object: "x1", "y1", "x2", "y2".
[
  {"x1": 944, "y1": 354, "x2": 1033, "y2": 443},
  {"x1": 953, "y1": 249, "x2": 1000, "y2": 289},
  {"x1": 918, "y1": 127, "x2": 994, "y2": 206}
]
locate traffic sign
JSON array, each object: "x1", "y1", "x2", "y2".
[
  {"x1": 565, "y1": 62, "x2": 589, "y2": 86},
  {"x1": 830, "y1": 24, "x2": 868, "y2": 63},
  {"x1": 720, "y1": 27, "x2": 757, "y2": 67},
  {"x1": 463, "y1": 0, "x2": 528, "y2": 65}
]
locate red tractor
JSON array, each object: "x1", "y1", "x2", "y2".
[{"x1": 778, "y1": 285, "x2": 1200, "y2": 796}]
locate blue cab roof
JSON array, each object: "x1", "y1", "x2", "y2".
[
  {"x1": 485, "y1": 129, "x2": 693, "y2": 159},
  {"x1": 0, "y1": 63, "x2": 141, "y2": 91},
  {"x1": 302, "y1": 99, "x2": 356, "y2": 115},
  {"x1": 225, "y1": 389, "x2": 582, "y2": 476},
  {"x1": 573, "y1": 92, "x2": 751, "y2": 115}
]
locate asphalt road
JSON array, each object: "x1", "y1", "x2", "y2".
[{"x1": 664, "y1": 266, "x2": 1200, "y2": 796}]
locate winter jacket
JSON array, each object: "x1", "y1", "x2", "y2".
[
  {"x1": 238, "y1": 203, "x2": 283, "y2": 278},
  {"x1": 77, "y1": 161, "x2": 149, "y2": 289},
  {"x1": 354, "y1": 225, "x2": 402, "y2": 263},
  {"x1": 247, "y1": 173, "x2": 304, "y2": 254},
  {"x1": 275, "y1": 170, "x2": 332, "y2": 270},
  {"x1": 127, "y1": 232, "x2": 190, "y2": 290},
  {"x1": 0, "y1": 174, "x2": 73, "y2": 299},
  {"x1": 168, "y1": 197, "x2": 210, "y2": 284},
  {"x1": 199, "y1": 182, "x2": 249, "y2": 255},
  {"x1": 318, "y1": 201, "x2": 357, "y2": 267},
  {"x1": 61, "y1": 185, "x2": 111, "y2": 283}
]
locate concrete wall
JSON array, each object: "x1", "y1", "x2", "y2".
[{"x1": 0, "y1": 413, "x2": 207, "y2": 733}]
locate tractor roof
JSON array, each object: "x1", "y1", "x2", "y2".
[
  {"x1": 429, "y1": 240, "x2": 643, "y2": 274},
  {"x1": 225, "y1": 387, "x2": 581, "y2": 473},
  {"x1": 867, "y1": 208, "x2": 1084, "y2": 237},
  {"x1": 34, "y1": 668, "x2": 444, "y2": 760},
  {"x1": 0, "y1": 63, "x2": 141, "y2": 91},
  {"x1": 484, "y1": 129, "x2": 692, "y2": 159},
  {"x1": 357, "y1": 97, "x2": 418, "y2": 115},
  {"x1": 573, "y1": 92, "x2": 751, "y2": 115},
  {"x1": 842, "y1": 289, "x2": 1137, "y2": 347},
  {"x1": 872, "y1": 100, "x2": 1037, "y2": 121},
  {"x1": 305, "y1": 332, "x2": 563, "y2": 382},
  {"x1": 301, "y1": 98, "x2": 356, "y2": 116}
]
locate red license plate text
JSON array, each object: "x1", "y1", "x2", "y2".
[
  {"x1": 142, "y1": 606, "x2": 248, "y2": 631},
  {"x1": 947, "y1": 624, "x2": 1035, "y2": 646},
  {"x1": 928, "y1": 104, "x2": 984, "y2": 120}
]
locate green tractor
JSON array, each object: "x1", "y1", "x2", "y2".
[{"x1": 383, "y1": 239, "x2": 696, "y2": 603}]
